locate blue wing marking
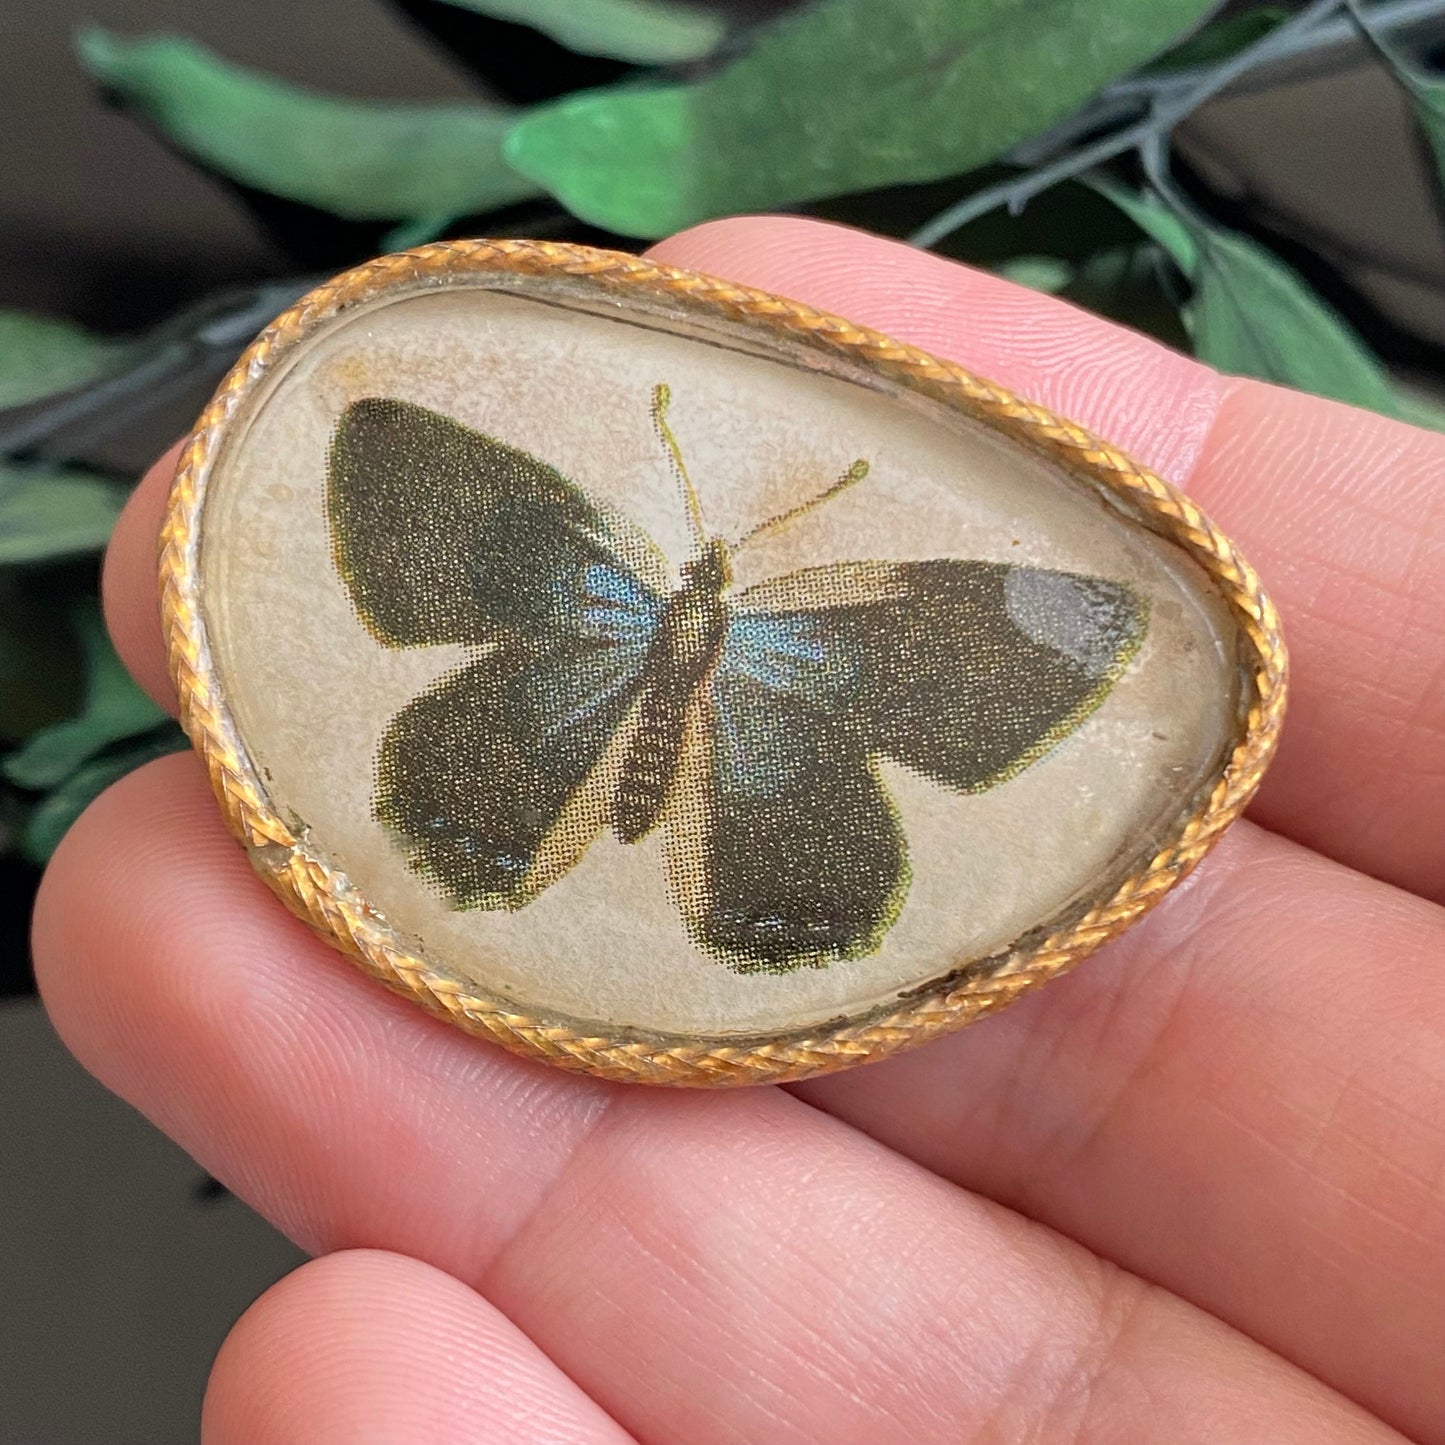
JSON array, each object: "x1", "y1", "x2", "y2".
[
  {"x1": 576, "y1": 562, "x2": 662, "y2": 645},
  {"x1": 537, "y1": 562, "x2": 661, "y2": 746},
  {"x1": 720, "y1": 609, "x2": 859, "y2": 705},
  {"x1": 710, "y1": 609, "x2": 862, "y2": 799}
]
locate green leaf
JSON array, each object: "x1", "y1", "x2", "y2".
[
  {"x1": 1182, "y1": 229, "x2": 1398, "y2": 411},
  {"x1": 1061, "y1": 244, "x2": 1192, "y2": 352},
  {"x1": 1145, "y1": 5, "x2": 1287, "y2": 73},
  {"x1": 1093, "y1": 180, "x2": 1399, "y2": 414},
  {"x1": 0, "y1": 312, "x2": 130, "y2": 412},
  {"x1": 381, "y1": 213, "x2": 457, "y2": 251},
  {"x1": 3, "y1": 604, "x2": 166, "y2": 790},
  {"x1": 1090, "y1": 181, "x2": 1199, "y2": 270},
  {"x1": 1394, "y1": 385, "x2": 1445, "y2": 434},
  {"x1": 504, "y1": 0, "x2": 1222, "y2": 236},
  {"x1": 18, "y1": 725, "x2": 188, "y2": 865},
  {"x1": 0, "y1": 465, "x2": 128, "y2": 564},
  {"x1": 78, "y1": 28, "x2": 543, "y2": 226},
  {"x1": 992, "y1": 255, "x2": 1073, "y2": 293},
  {"x1": 434, "y1": 0, "x2": 726, "y2": 64}
]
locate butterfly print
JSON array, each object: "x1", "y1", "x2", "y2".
[{"x1": 326, "y1": 387, "x2": 1147, "y2": 974}]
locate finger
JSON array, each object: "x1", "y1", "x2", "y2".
[
  {"x1": 102, "y1": 440, "x2": 178, "y2": 712},
  {"x1": 35, "y1": 759, "x2": 1402, "y2": 1445},
  {"x1": 202, "y1": 1249, "x2": 637, "y2": 1445},
  {"x1": 86, "y1": 221, "x2": 1445, "y2": 1435},
  {"x1": 649, "y1": 217, "x2": 1445, "y2": 903},
  {"x1": 795, "y1": 822, "x2": 1445, "y2": 1445}
]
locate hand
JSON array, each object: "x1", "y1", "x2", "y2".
[{"x1": 35, "y1": 216, "x2": 1445, "y2": 1444}]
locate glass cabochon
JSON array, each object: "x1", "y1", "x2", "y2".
[{"x1": 195, "y1": 278, "x2": 1241, "y2": 1040}]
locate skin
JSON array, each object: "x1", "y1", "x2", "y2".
[{"x1": 31, "y1": 214, "x2": 1445, "y2": 1444}]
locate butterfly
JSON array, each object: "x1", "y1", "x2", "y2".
[{"x1": 326, "y1": 386, "x2": 1147, "y2": 975}]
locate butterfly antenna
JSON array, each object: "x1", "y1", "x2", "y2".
[
  {"x1": 651, "y1": 383, "x2": 707, "y2": 547},
  {"x1": 731, "y1": 457, "x2": 871, "y2": 554}
]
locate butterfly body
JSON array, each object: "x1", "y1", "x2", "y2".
[
  {"x1": 615, "y1": 538, "x2": 732, "y2": 843},
  {"x1": 327, "y1": 394, "x2": 1148, "y2": 975}
]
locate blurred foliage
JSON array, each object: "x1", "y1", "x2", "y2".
[
  {"x1": 1092, "y1": 176, "x2": 1404, "y2": 411},
  {"x1": 431, "y1": 0, "x2": 729, "y2": 63},
  {"x1": 1146, "y1": 4, "x2": 1291, "y2": 66},
  {"x1": 0, "y1": 312, "x2": 135, "y2": 411},
  {"x1": 79, "y1": 30, "x2": 542, "y2": 245},
  {"x1": 0, "y1": 465, "x2": 128, "y2": 565},
  {"x1": 5, "y1": 0, "x2": 1445, "y2": 960},
  {"x1": 503, "y1": 0, "x2": 1223, "y2": 233},
  {"x1": 3, "y1": 603, "x2": 167, "y2": 795}
]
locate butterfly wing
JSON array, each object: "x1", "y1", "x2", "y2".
[
  {"x1": 328, "y1": 397, "x2": 670, "y2": 644},
  {"x1": 327, "y1": 398, "x2": 668, "y2": 908},
  {"x1": 671, "y1": 559, "x2": 1147, "y2": 972},
  {"x1": 375, "y1": 617, "x2": 656, "y2": 910},
  {"x1": 670, "y1": 646, "x2": 909, "y2": 972}
]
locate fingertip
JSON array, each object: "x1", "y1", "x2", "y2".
[
  {"x1": 102, "y1": 441, "x2": 183, "y2": 715},
  {"x1": 202, "y1": 1249, "x2": 633, "y2": 1445},
  {"x1": 32, "y1": 753, "x2": 223, "y2": 1083},
  {"x1": 28, "y1": 742, "x2": 613, "y2": 1273}
]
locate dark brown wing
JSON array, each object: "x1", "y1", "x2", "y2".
[{"x1": 665, "y1": 559, "x2": 1147, "y2": 972}]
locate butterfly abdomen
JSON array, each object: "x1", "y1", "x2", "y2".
[
  {"x1": 615, "y1": 683, "x2": 691, "y2": 843},
  {"x1": 614, "y1": 545, "x2": 731, "y2": 843}
]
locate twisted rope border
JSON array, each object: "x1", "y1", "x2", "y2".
[{"x1": 160, "y1": 239, "x2": 1287, "y2": 1087}]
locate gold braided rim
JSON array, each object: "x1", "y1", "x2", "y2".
[{"x1": 160, "y1": 238, "x2": 1287, "y2": 1087}]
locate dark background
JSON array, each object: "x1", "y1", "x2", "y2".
[{"x1": 3, "y1": 3, "x2": 1444, "y2": 1440}]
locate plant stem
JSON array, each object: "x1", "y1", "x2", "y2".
[
  {"x1": 1123, "y1": 0, "x2": 1445, "y2": 95},
  {"x1": 909, "y1": 0, "x2": 1445, "y2": 248},
  {"x1": 0, "y1": 278, "x2": 319, "y2": 461}
]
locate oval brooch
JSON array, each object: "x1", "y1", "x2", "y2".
[{"x1": 163, "y1": 239, "x2": 1285, "y2": 1086}]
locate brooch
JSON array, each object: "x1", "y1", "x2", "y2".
[{"x1": 163, "y1": 240, "x2": 1285, "y2": 1085}]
